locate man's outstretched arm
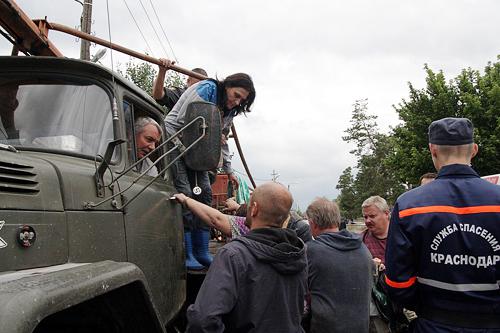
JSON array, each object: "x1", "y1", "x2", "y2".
[
  {"x1": 173, "y1": 193, "x2": 232, "y2": 236},
  {"x1": 152, "y1": 58, "x2": 172, "y2": 100}
]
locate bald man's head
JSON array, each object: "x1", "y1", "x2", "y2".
[{"x1": 247, "y1": 182, "x2": 293, "y2": 228}]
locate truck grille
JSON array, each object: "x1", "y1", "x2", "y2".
[{"x1": 0, "y1": 160, "x2": 39, "y2": 194}]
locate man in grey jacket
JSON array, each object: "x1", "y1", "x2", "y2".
[
  {"x1": 306, "y1": 197, "x2": 373, "y2": 333},
  {"x1": 185, "y1": 182, "x2": 307, "y2": 333}
]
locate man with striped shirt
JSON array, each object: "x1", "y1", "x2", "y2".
[{"x1": 385, "y1": 118, "x2": 500, "y2": 332}]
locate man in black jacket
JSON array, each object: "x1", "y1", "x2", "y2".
[
  {"x1": 152, "y1": 58, "x2": 207, "y2": 110},
  {"x1": 185, "y1": 182, "x2": 307, "y2": 333}
]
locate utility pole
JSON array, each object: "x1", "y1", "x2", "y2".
[
  {"x1": 79, "y1": 0, "x2": 92, "y2": 60},
  {"x1": 271, "y1": 170, "x2": 280, "y2": 182}
]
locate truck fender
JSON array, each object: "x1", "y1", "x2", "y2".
[{"x1": 0, "y1": 260, "x2": 165, "y2": 333}]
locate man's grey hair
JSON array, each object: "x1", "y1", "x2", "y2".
[
  {"x1": 135, "y1": 116, "x2": 163, "y2": 136},
  {"x1": 361, "y1": 196, "x2": 389, "y2": 213},
  {"x1": 306, "y1": 197, "x2": 341, "y2": 230}
]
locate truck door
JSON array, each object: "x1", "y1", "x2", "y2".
[{"x1": 120, "y1": 98, "x2": 185, "y2": 325}]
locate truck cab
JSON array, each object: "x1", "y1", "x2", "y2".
[{"x1": 0, "y1": 56, "x2": 188, "y2": 332}]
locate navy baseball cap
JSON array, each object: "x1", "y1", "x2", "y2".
[{"x1": 428, "y1": 117, "x2": 474, "y2": 145}]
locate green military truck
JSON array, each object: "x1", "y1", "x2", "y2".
[{"x1": 0, "y1": 55, "x2": 220, "y2": 332}]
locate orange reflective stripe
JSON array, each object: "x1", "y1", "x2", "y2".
[
  {"x1": 385, "y1": 275, "x2": 416, "y2": 289},
  {"x1": 399, "y1": 205, "x2": 500, "y2": 218}
]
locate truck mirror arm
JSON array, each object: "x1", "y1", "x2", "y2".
[
  {"x1": 94, "y1": 139, "x2": 126, "y2": 198},
  {"x1": 84, "y1": 116, "x2": 207, "y2": 210}
]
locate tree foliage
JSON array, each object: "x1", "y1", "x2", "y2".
[
  {"x1": 342, "y1": 99, "x2": 378, "y2": 157},
  {"x1": 337, "y1": 100, "x2": 405, "y2": 219},
  {"x1": 337, "y1": 56, "x2": 500, "y2": 219},
  {"x1": 119, "y1": 59, "x2": 185, "y2": 97},
  {"x1": 391, "y1": 58, "x2": 500, "y2": 185},
  {"x1": 335, "y1": 167, "x2": 357, "y2": 219}
]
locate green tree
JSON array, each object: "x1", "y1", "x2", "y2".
[
  {"x1": 338, "y1": 56, "x2": 500, "y2": 218},
  {"x1": 336, "y1": 167, "x2": 357, "y2": 219},
  {"x1": 460, "y1": 60, "x2": 500, "y2": 174},
  {"x1": 391, "y1": 57, "x2": 500, "y2": 186},
  {"x1": 342, "y1": 99, "x2": 378, "y2": 157},
  {"x1": 337, "y1": 100, "x2": 405, "y2": 219},
  {"x1": 119, "y1": 59, "x2": 185, "y2": 97},
  {"x1": 353, "y1": 134, "x2": 405, "y2": 205}
]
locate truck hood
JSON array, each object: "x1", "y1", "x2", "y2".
[
  {"x1": 0, "y1": 150, "x2": 67, "y2": 272},
  {"x1": 0, "y1": 150, "x2": 64, "y2": 211},
  {"x1": 0, "y1": 150, "x2": 119, "y2": 212}
]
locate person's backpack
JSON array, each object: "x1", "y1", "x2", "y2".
[{"x1": 372, "y1": 272, "x2": 410, "y2": 333}]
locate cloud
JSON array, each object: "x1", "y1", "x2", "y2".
[{"x1": 2, "y1": 0, "x2": 500, "y2": 210}]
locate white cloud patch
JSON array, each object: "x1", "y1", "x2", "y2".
[{"x1": 1, "y1": 0, "x2": 499, "y2": 209}]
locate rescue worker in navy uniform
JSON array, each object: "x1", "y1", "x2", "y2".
[{"x1": 385, "y1": 117, "x2": 500, "y2": 332}]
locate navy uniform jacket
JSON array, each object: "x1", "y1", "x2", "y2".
[{"x1": 385, "y1": 164, "x2": 500, "y2": 328}]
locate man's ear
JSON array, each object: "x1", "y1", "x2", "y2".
[
  {"x1": 309, "y1": 219, "x2": 316, "y2": 229},
  {"x1": 429, "y1": 143, "x2": 438, "y2": 158},
  {"x1": 250, "y1": 201, "x2": 258, "y2": 217},
  {"x1": 471, "y1": 143, "x2": 479, "y2": 159}
]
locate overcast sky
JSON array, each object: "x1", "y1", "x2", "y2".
[{"x1": 1, "y1": 0, "x2": 499, "y2": 210}]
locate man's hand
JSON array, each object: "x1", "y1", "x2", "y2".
[
  {"x1": 224, "y1": 198, "x2": 240, "y2": 212},
  {"x1": 221, "y1": 134, "x2": 228, "y2": 146},
  {"x1": 173, "y1": 193, "x2": 188, "y2": 207},
  {"x1": 373, "y1": 257, "x2": 386, "y2": 272},
  {"x1": 229, "y1": 173, "x2": 239, "y2": 188},
  {"x1": 158, "y1": 58, "x2": 174, "y2": 73},
  {"x1": 153, "y1": 58, "x2": 175, "y2": 100}
]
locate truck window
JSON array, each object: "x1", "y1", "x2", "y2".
[
  {"x1": 0, "y1": 81, "x2": 113, "y2": 158},
  {"x1": 123, "y1": 99, "x2": 164, "y2": 175}
]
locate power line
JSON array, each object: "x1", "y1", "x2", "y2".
[
  {"x1": 122, "y1": 0, "x2": 154, "y2": 56},
  {"x1": 148, "y1": 0, "x2": 178, "y2": 62},
  {"x1": 233, "y1": 169, "x2": 270, "y2": 182},
  {"x1": 137, "y1": 0, "x2": 170, "y2": 59},
  {"x1": 271, "y1": 169, "x2": 280, "y2": 182},
  {"x1": 105, "y1": 0, "x2": 115, "y2": 73}
]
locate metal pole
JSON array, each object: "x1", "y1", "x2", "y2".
[
  {"x1": 0, "y1": 1, "x2": 63, "y2": 56},
  {"x1": 79, "y1": 0, "x2": 92, "y2": 60},
  {"x1": 46, "y1": 21, "x2": 207, "y2": 80},
  {"x1": 45, "y1": 20, "x2": 257, "y2": 187},
  {"x1": 231, "y1": 124, "x2": 256, "y2": 189}
]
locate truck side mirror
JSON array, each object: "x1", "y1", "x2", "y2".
[
  {"x1": 95, "y1": 139, "x2": 126, "y2": 197},
  {"x1": 182, "y1": 101, "x2": 221, "y2": 171}
]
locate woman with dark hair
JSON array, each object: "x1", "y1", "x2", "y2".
[
  {"x1": 164, "y1": 73, "x2": 255, "y2": 270},
  {"x1": 215, "y1": 73, "x2": 256, "y2": 114}
]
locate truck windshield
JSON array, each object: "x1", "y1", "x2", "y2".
[{"x1": 0, "y1": 81, "x2": 113, "y2": 157}]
